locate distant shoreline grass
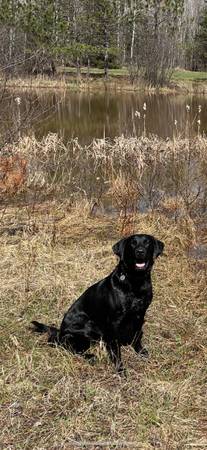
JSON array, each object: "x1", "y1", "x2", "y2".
[
  {"x1": 60, "y1": 66, "x2": 207, "y2": 82},
  {"x1": 172, "y1": 69, "x2": 207, "y2": 82},
  {"x1": 1, "y1": 68, "x2": 207, "y2": 93}
]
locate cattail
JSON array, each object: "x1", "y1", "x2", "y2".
[
  {"x1": 15, "y1": 97, "x2": 21, "y2": 105},
  {"x1": 135, "y1": 110, "x2": 141, "y2": 119}
]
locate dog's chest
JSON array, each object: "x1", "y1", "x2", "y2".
[
  {"x1": 123, "y1": 293, "x2": 148, "y2": 314},
  {"x1": 122, "y1": 281, "x2": 152, "y2": 312},
  {"x1": 114, "y1": 293, "x2": 150, "y2": 343}
]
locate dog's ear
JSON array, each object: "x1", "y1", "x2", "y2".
[
  {"x1": 112, "y1": 237, "x2": 127, "y2": 259},
  {"x1": 153, "y1": 238, "x2": 164, "y2": 259}
]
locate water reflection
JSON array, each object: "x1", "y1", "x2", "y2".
[
  {"x1": 0, "y1": 90, "x2": 207, "y2": 144},
  {"x1": 17, "y1": 90, "x2": 207, "y2": 143}
]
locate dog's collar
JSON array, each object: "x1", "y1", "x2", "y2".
[{"x1": 120, "y1": 273, "x2": 126, "y2": 281}]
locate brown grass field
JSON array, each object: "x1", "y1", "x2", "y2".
[
  {"x1": 0, "y1": 135, "x2": 207, "y2": 449},
  {"x1": 0, "y1": 202, "x2": 206, "y2": 450}
]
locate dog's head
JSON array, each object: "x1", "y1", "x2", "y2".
[{"x1": 113, "y1": 234, "x2": 164, "y2": 273}]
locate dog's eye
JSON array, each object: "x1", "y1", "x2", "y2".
[{"x1": 140, "y1": 240, "x2": 149, "y2": 247}]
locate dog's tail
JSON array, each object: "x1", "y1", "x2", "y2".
[{"x1": 31, "y1": 320, "x2": 59, "y2": 343}]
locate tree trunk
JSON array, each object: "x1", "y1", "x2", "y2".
[
  {"x1": 117, "y1": 0, "x2": 121, "y2": 49},
  {"x1": 76, "y1": 56, "x2": 80, "y2": 82},
  {"x1": 130, "y1": 2, "x2": 136, "y2": 64},
  {"x1": 104, "y1": 49, "x2": 108, "y2": 81},
  {"x1": 87, "y1": 57, "x2": 90, "y2": 81},
  {"x1": 9, "y1": 28, "x2": 14, "y2": 62}
]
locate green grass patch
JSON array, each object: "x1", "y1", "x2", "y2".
[
  {"x1": 58, "y1": 66, "x2": 128, "y2": 77},
  {"x1": 172, "y1": 69, "x2": 207, "y2": 82},
  {"x1": 59, "y1": 66, "x2": 207, "y2": 82}
]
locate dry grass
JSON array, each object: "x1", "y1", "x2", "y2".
[
  {"x1": 2, "y1": 72, "x2": 207, "y2": 94},
  {"x1": 3, "y1": 76, "x2": 69, "y2": 90},
  {"x1": 2, "y1": 134, "x2": 207, "y2": 220},
  {"x1": 0, "y1": 200, "x2": 206, "y2": 450}
]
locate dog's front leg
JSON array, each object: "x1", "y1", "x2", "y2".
[
  {"x1": 106, "y1": 340, "x2": 123, "y2": 373},
  {"x1": 132, "y1": 330, "x2": 149, "y2": 358}
]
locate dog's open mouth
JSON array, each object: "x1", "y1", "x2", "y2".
[{"x1": 135, "y1": 262, "x2": 147, "y2": 270}]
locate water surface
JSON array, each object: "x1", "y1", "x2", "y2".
[{"x1": 17, "y1": 90, "x2": 207, "y2": 143}]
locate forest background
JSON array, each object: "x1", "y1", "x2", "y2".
[{"x1": 0, "y1": 0, "x2": 206, "y2": 86}]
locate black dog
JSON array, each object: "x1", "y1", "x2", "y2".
[{"x1": 32, "y1": 234, "x2": 164, "y2": 372}]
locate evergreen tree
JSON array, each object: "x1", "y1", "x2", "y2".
[{"x1": 0, "y1": 0, "x2": 204, "y2": 82}]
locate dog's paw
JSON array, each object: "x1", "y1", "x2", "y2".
[
  {"x1": 115, "y1": 362, "x2": 127, "y2": 377},
  {"x1": 138, "y1": 347, "x2": 149, "y2": 358},
  {"x1": 84, "y1": 353, "x2": 97, "y2": 365}
]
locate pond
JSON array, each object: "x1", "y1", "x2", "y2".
[{"x1": 12, "y1": 90, "x2": 207, "y2": 143}]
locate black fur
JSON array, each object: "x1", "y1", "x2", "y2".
[{"x1": 32, "y1": 234, "x2": 164, "y2": 372}]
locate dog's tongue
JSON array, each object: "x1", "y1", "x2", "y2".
[{"x1": 136, "y1": 262, "x2": 145, "y2": 269}]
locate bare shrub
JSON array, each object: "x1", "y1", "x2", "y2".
[
  {"x1": 108, "y1": 174, "x2": 140, "y2": 236},
  {"x1": 0, "y1": 154, "x2": 27, "y2": 195}
]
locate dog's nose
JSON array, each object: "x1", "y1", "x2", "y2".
[{"x1": 136, "y1": 248, "x2": 145, "y2": 257}]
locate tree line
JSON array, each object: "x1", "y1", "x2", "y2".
[{"x1": 0, "y1": 0, "x2": 206, "y2": 86}]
